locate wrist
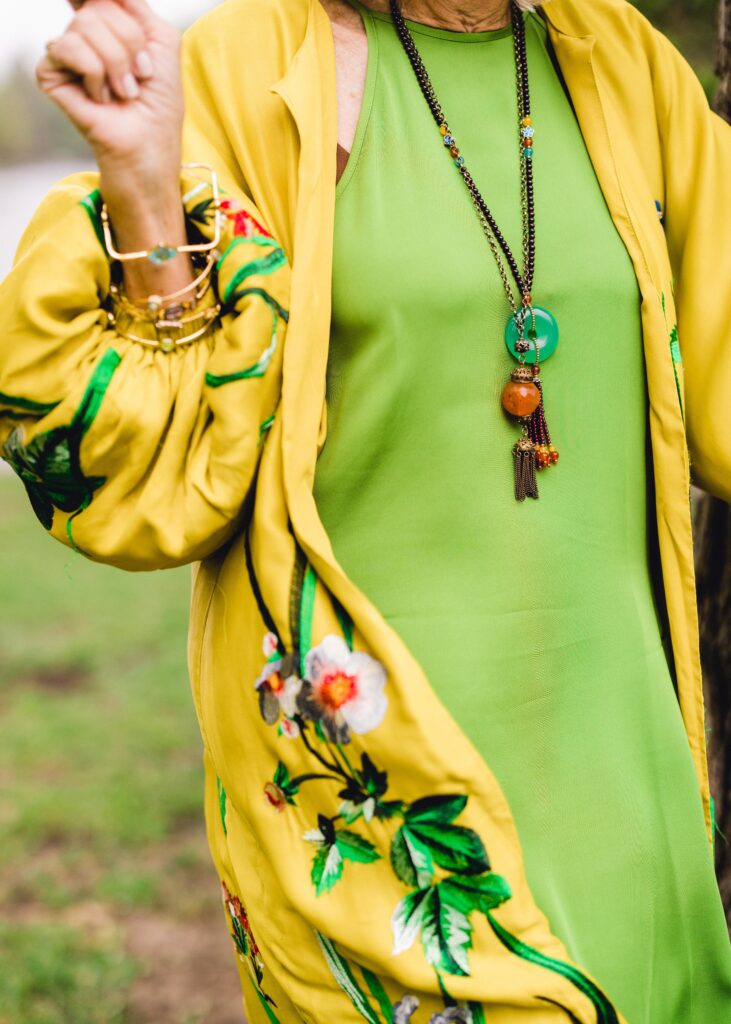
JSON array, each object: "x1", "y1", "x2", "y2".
[{"x1": 100, "y1": 181, "x2": 188, "y2": 254}]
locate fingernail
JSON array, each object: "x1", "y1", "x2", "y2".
[
  {"x1": 134, "y1": 50, "x2": 154, "y2": 79},
  {"x1": 122, "y1": 72, "x2": 140, "y2": 99},
  {"x1": 101, "y1": 84, "x2": 112, "y2": 104}
]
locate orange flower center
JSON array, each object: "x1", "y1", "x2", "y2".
[
  {"x1": 319, "y1": 671, "x2": 357, "y2": 710},
  {"x1": 268, "y1": 671, "x2": 284, "y2": 693}
]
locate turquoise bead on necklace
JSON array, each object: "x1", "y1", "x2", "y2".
[{"x1": 505, "y1": 306, "x2": 560, "y2": 364}]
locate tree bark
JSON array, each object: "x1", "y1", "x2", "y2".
[{"x1": 694, "y1": 0, "x2": 731, "y2": 927}]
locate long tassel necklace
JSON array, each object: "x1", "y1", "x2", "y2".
[{"x1": 389, "y1": 0, "x2": 560, "y2": 501}]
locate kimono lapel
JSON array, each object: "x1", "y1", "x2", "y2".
[{"x1": 540, "y1": 9, "x2": 710, "y2": 839}]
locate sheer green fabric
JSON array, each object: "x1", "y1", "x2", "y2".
[{"x1": 314, "y1": 6, "x2": 731, "y2": 1020}]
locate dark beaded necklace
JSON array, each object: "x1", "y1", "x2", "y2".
[{"x1": 389, "y1": 0, "x2": 560, "y2": 500}]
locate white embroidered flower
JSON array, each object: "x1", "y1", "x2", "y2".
[
  {"x1": 255, "y1": 659, "x2": 302, "y2": 725},
  {"x1": 279, "y1": 717, "x2": 301, "y2": 740},
  {"x1": 302, "y1": 635, "x2": 387, "y2": 739},
  {"x1": 262, "y1": 631, "x2": 279, "y2": 659}
]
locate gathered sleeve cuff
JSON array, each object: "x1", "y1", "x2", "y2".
[{"x1": 0, "y1": 169, "x2": 290, "y2": 569}]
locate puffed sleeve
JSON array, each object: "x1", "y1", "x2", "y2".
[
  {"x1": 650, "y1": 27, "x2": 731, "y2": 502},
  {"x1": 0, "y1": 168, "x2": 289, "y2": 570}
]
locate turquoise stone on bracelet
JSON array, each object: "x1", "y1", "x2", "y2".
[
  {"x1": 148, "y1": 245, "x2": 178, "y2": 265},
  {"x1": 504, "y1": 306, "x2": 559, "y2": 364}
]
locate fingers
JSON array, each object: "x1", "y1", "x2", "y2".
[
  {"x1": 45, "y1": 32, "x2": 109, "y2": 103},
  {"x1": 46, "y1": 0, "x2": 156, "y2": 104},
  {"x1": 73, "y1": 4, "x2": 152, "y2": 98}
]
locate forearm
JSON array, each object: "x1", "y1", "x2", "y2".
[{"x1": 100, "y1": 166, "x2": 195, "y2": 301}]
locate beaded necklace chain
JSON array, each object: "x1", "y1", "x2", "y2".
[{"x1": 389, "y1": 0, "x2": 560, "y2": 500}]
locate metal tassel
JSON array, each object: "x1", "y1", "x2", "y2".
[{"x1": 512, "y1": 436, "x2": 539, "y2": 501}]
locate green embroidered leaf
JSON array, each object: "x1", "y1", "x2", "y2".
[
  {"x1": 335, "y1": 829, "x2": 381, "y2": 865},
  {"x1": 391, "y1": 886, "x2": 431, "y2": 956},
  {"x1": 188, "y1": 197, "x2": 214, "y2": 225},
  {"x1": 669, "y1": 325, "x2": 682, "y2": 363},
  {"x1": 1, "y1": 349, "x2": 121, "y2": 534},
  {"x1": 79, "y1": 189, "x2": 105, "y2": 249},
  {"x1": 231, "y1": 915, "x2": 249, "y2": 958},
  {"x1": 406, "y1": 822, "x2": 489, "y2": 876},
  {"x1": 360, "y1": 965, "x2": 394, "y2": 1023},
  {"x1": 0, "y1": 391, "x2": 60, "y2": 415},
  {"x1": 486, "y1": 912, "x2": 619, "y2": 1024},
  {"x1": 390, "y1": 825, "x2": 434, "y2": 888},
  {"x1": 222, "y1": 248, "x2": 288, "y2": 305},
  {"x1": 439, "y1": 872, "x2": 512, "y2": 915},
  {"x1": 395, "y1": 886, "x2": 472, "y2": 977},
  {"x1": 468, "y1": 1002, "x2": 486, "y2": 1024},
  {"x1": 271, "y1": 761, "x2": 299, "y2": 804},
  {"x1": 405, "y1": 794, "x2": 468, "y2": 826},
  {"x1": 216, "y1": 776, "x2": 228, "y2": 835},
  {"x1": 314, "y1": 933, "x2": 381, "y2": 1024},
  {"x1": 420, "y1": 886, "x2": 473, "y2": 976},
  {"x1": 376, "y1": 799, "x2": 405, "y2": 820},
  {"x1": 312, "y1": 843, "x2": 344, "y2": 896}
]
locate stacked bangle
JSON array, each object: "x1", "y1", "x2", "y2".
[
  {"x1": 107, "y1": 281, "x2": 221, "y2": 352},
  {"x1": 102, "y1": 163, "x2": 224, "y2": 351}
]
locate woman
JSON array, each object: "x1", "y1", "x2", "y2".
[{"x1": 1, "y1": 0, "x2": 730, "y2": 1019}]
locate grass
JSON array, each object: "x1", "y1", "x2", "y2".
[{"x1": 0, "y1": 473, "x2": 242, "y2": 1024}]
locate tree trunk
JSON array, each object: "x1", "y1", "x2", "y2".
[{"x1": 694, "y1": 0, "x2": 731, "y2": 927}]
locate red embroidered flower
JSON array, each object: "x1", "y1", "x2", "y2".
[
  {"x1": 263, "y1": 781, "x2": 288, "y2": 813},
  {"x1": 220, "y1": 199, "x2": 272, "y2": 239}
]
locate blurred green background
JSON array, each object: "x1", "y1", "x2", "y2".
[{"x1": 0, "y1": 1, "x2": 723, "y2": 1022}]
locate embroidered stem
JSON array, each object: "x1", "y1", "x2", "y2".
[
  {"x1": 486, "y1": 913, "x2": 618, "y2": 1024},
  {"x1": 297, "y1": 719, "x2": 348, "y2": 777}
]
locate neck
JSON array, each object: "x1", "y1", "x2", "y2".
[{"x1": 360, "y1": 0, "x2": 512, "y2": 32}]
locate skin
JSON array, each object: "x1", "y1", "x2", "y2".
[{"x1": 37, "y1": 0, "x2": 511, "y2": 298}]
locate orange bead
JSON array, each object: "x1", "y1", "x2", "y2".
[
  {"x1": 501, "y1": 379, "x2": 541, "y2": 418},
  {"x1": 450, "y1": 145, "x2": 460, "y2": 158}
]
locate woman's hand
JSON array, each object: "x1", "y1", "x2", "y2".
[
  {"x1": 36, "y1": 0, "x2": 193, "y2": 299},
  {"x1": 37, "y1": 0, "x2": 184, "y2": 190}
]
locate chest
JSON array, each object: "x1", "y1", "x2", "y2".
[{"x1": 320, "y1": 0, "x2": 370, "y2": 153}]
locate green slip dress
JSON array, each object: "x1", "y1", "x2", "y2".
[{"x1": 313, "y1": 5, "x2": 731, "y2": 1020}]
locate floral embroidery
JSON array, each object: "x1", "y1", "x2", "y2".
[
  {"x1": 222, "y1": 882, "x2": 280, "y2": 1022},
  {"x1": 304, "y1": 814, "x2": 381, "y2": 896},
  {"x1": 264, "y1": 762, "x2": 301, "y2": 811},
  {"x1": 220, "y1": 198, "x2": 272, "y2": 240},
  {"x1": 246, "y1": 551, "x2": 620, "y2": 1022},
  {"x1": 315, "y1": 933, "x2": 487, "y2": 1024},
  {"x1": 256, "y1": 632, "x2": 301, "y2": 725},
  {"x1": 2, "y1": 348, "x2": 121, "y2": 547},
  {"x1": 299, "y1": 635, "x2": 388, "y2": 743},
  {"x1": 216, "y1": 775, "x2": 228, "y2": 835},
  {"x1": 660, "y1": 290, "x2": 684, "y2": 422}
]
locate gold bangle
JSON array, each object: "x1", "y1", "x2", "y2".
[
  {"x1": 100, "y1": 162, "x2": 222, "y2": 264},
  {"x1": 107, "y1": 304, "x2": 221, "y2": 352},
  {"x1": 109, "y1": 254, "x2": 215, "y2": 322},
  {"x1": 107, "y1": 283, "x2": 222, "y2": 352}
]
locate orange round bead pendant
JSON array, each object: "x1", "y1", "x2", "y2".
[{"x1": 501, "y1": 367, "x2": 541, "y2": 419}]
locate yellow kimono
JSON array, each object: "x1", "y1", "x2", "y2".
[{"x1": 1, "y1": 0, "x2": 730, "y2": 1020}]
